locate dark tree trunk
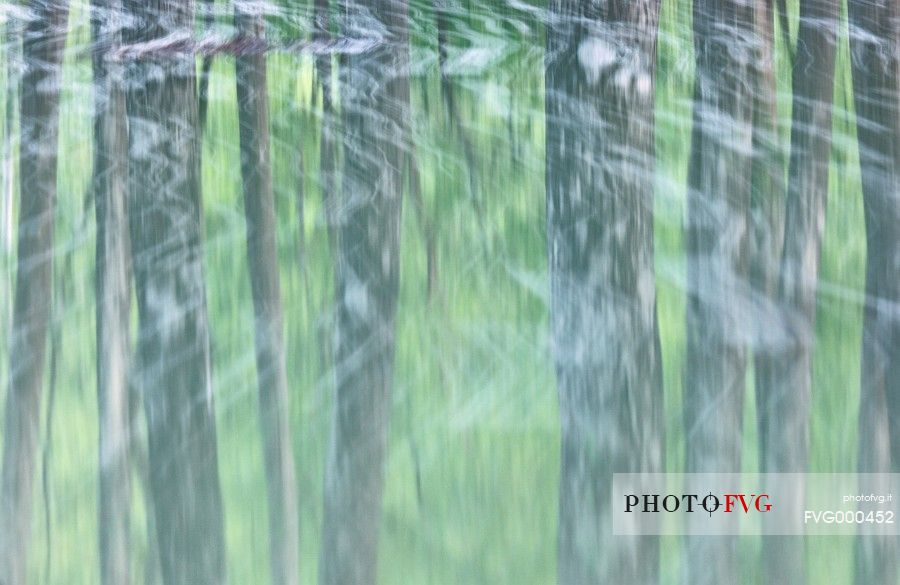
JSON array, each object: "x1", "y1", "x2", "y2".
[
  {"x1": 760, "y1": 0, "x2": 838, "y2": 475},
  {"x1": 0, "y1": 17, "x2": 18, "y2": 257},
  {"x1": 432, "y1": 2, "x2": 484, "y2": 251},
  {"x1": 435, "y1": 0, "x2": 453, "y2": 111},
  {"x1": 0, "y1": 3, "x2": 68, "y2": 584},
  {"x1": 849, "y1": 0, "x2": 900, "y2": 583},
  {"x1": 545, "y1": 1, "x2": 663, "y2": 583},
  {"x1": 683, "y1": 0, "x2": 754, "y2": 581},
  {"x1": 234, "y1": 5, "x2": 300, "y2": 584},
  {"x1": 91, "y1": 0, "x2": 133, "y2": 583},
  {"x1": 749, "y1": 0, "x2": 785, "y2": 420},
  {"x1": 315, "y1": 0, "x2": 337, "y2": 254},
  {"x1": 197, "y1": 0, "x2": 214, "y2": 132},
  {"x1": 756, "y1": 0, "x2": 839, "y2": 582},
  {"x1": 314, "y1": 0, "x2": 335, "y2": 235},
  {"x1": 123, "y1": 1, "x2": 226, "y2": 583},
  {"x1": 318, "y1": 1, "x2": 408, "y2": 583},
  {"x1": 314, "y1": 0, "x2": 331, "y2": 106}
]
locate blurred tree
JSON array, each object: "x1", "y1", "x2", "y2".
[
  {"x1": 850, "y1": 0, "x2": 899, "y2": 582},
  {"x1": 234, "y1": 2, "x2": 300, "y2": 584},
  {"x1": 749, "y1": 0, "x2": 785, "y2": 449},
  {"x1": 315, "y1": 0, "x2": 337, "y2": 253},
  {"x1": 0, "y1": 2, "x2": 68, "y2": 584},
  {"x1": 318, "y1": 0, "x2": 408, "y2": 583},
  {"x1": 545, "y1": 0, "x2": 663, "y2": 583},
  {"x1": 756, "y1": 0, "x2": 840, "y2": 581},
  {"x1": 683, "y1": 0, "x2": 754, "y2": 581},
  {"x1": 123, "y1": 0, "x2": 226, "y2": 582},
  {"x1": 0, "y1": 16, "x2": 18, "y2": 258},
  {"x1": 91, "y1": 0, "x2": 133, "y2": 583},
  {"x1": 198, "y1": 0, "x2": 215, "y2": 132}
]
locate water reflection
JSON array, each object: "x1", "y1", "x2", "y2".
[{"x1": 0, "y1": 0, "x2": 896, "y2": 584}]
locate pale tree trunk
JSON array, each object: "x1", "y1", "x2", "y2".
[
  {"x1": 756, "y1": 0, "x2": 839, "y2": 582},
  {"x1": 683, "y1": 0, "x2": 754, "y2": 581},
  {"x1": 91, "y1": 0, "x2": 133, "y2": 583},
  {"x1": 546, "y1": 1, "x2": 663, "y2": 583},
  {"x1": 234, "y1": 3, "x2": 300, "y2": 584},
  {"x1": 123, "y1": 1, "x2": 226, "y2": 583},
  {"x1": 0, "y1": 3, "x2": 68, "y2": 584},
  {"x1": 318, "y1": 0, "x2": 408, "y2": 583},
  {"x1": 849, "y1": 0, "x2": 900, "y2": 583}
]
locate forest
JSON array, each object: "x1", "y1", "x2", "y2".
[{"x1": 0, "y1": 0, "x2": 896, "y2": 583}]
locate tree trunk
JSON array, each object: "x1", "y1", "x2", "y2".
[
  {"x1": 91, "y1": 0, "x2": 133, "y2": 583},
  {"x1": 315, "y1": 0, "x2": 337, "y2": 254},
  {"x1": 234, "y1": 4, "x2": 300, "y2": 584},
  {"x1": 0, "y1": 3, "x2": 68, "y2": 584},
  {"x1": 545, "y1": 1, "x2": 663, "y2": 583},
  {"x1": 314, "y1": 0, "x2": 331, "y2": 105},
  {"x1": 755, "y1": 0, "x2": 839, "y2": 582},
  {"x1": 197, "y1": 0, "x2": 214, "y2": 132},
  {"x1": 0, "y1": 17, "x2": 18, "y2": 257},
  {"x1": 749, "y1": 0, "x2": 785, "y2": 437},
  {"x1": 318, "y1": 1, "x2": 408, "y2": 583},
  {"x1": 683, "y1": 0, "x2": 755, "y2": 581},
  {"x1": 123, "y1": 1, "x2": 226, "y2": 583},
  {"x1": 849, "y1": 0, "x2": 900, "y2": 583}
]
